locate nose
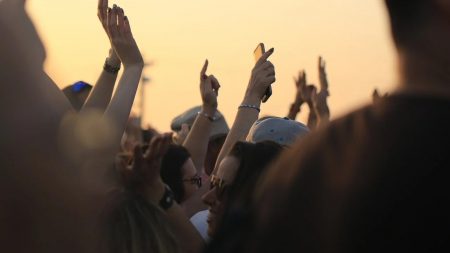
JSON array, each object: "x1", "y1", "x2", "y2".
[{"x1": 202, "y1": 187, "x2": 217, "y2": 207}]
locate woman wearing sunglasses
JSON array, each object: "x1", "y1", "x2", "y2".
[
  {"x1": 202, "y1": 141, "x2": 283, "y2": 239},
  {"x1": 161, "y1": 144, "x2": 202, "y2": 204}
]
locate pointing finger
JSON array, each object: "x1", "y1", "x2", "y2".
[{"x1": 200, "y1": 59, "x2": 208, "y2": 80}]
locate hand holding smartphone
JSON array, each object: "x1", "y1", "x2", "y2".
[{"x1": 254, "y1": 43, "x2": 273, "y2": 103}]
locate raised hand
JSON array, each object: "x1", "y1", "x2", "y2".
[
  {"x1": 98, "y1": 0, "x2": 120, "y2": 66},
  {"x1": 200, "y1": 60, "x2": 220, "y2": 110},
  {"x1": 244, "y1": 48, "x2": 276, "y2": 104},
  {"x1": 318, "y1": 56, "x2": 329, "y2": 96},
  {"x1": 311, "y1": 83, "x2": 330, "y2": 126},
  {"x1": 123, "y1": 133, "x2": 172, "y2": 203},
  {"x1": 124, "y1": 134, "x2": 204, "y2": 253},
  {"x1": 106, "y1": 5, "x2": 143, "y2": 68},
  {"x1": 294, "y1": 70, "x2": 308, "y2": 104},
  {"x1": 97, "y1": 0, "x2": 110, "y2": 32}
]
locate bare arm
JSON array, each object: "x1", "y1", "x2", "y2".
[
  {"x1": 287, "y1": 101, "x2": 302, "y2": 120},
  {"x1": 183, "y1": 60, "x2": 220, "y2": 174},
  {"x1": 287, "y1": 71, "x2": 307, "y2": 120},
  {"x1": 102, "y1": 5, "x2": 144, "y2": 153},
  {"x1": 307, "y1": 100, "x2": 319, "y2": 129},
  {"x1": 213, "y1": 48, "x2": 276, "y2": 175},
  {"x1": 0, "y1": 2, "x2": 111, "y2": 252},
  {"x1": 81, "y1": 0, "x2": 122, "y2": 113},
  {"x1": 82, "y1": 51, "x2": 120, "y2": 112},
  {"x1": 0, "y1": 0, "x2": 72, "y2": 138},
  {"x1": 311, "y1": 92, "x2": 330, "y2": 128},
  {"x1": 181, "y1": 60, "x2": 223, "y2": 217},
  {"x1": 312, "y1": 56, "x2": 331, "y2": 128}
]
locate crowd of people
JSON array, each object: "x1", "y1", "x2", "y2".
[{"x1": 1, "y1": 0, "x2": 449, "y2": 252}]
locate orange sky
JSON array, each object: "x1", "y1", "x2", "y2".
[{"x1": 28, "y1": 0, "x2": 398, "y2": 131}]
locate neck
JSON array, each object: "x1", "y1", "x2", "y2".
[{"x1": 397, "y1": 50, "x2": 450, "y2": 99}]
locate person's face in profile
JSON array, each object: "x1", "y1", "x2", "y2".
[
  {"x1": 181, "y1": 158, "x2": 200, "y2": 201},
  {"x1": 201, "y1": 156, "x2": 239, "y2": 237}
]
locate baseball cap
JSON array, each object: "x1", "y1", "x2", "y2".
[
  {"x1": 246, "y1": 116, "x2": 309, "y2": 146},
  {"x1": 62, "y1": 81, "x2": 93, "y2": 111},
  {"x1": 171, "y1": 106, "x2": 229, "y2": 139}
]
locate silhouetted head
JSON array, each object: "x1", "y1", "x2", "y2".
[
  {"x1": 385, "y1": 0, "x2": 450, "y2": 52},
  {"x1": 385, "y1": 0, "x2": 450, "y2": 89},
  {"x1": 205, "y1": 134, "x2": 227, "y2": 176},
  {"x1": 62, "y1": 81, "x2": 92, "y2": 111},
  {"x1": 160, "y1": 145, "x2": 200, "y2": 203}
]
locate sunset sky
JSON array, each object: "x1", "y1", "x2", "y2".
[{"x1": 28, "y1": 0, "x2": 398, "y2": 131}]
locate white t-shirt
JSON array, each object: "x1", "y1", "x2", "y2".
[{"x1": 190, "y1": 209, "x2": 210, "y2": 241}]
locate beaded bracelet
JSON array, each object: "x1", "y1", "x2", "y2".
[{"x1": 239, "y1": 104, "x2": 260, "y2": 112}]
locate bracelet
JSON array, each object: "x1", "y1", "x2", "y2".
[
  {"x1": 239, "y1": 104, "x2": 260, "y2": 112},
  {"x1": 103, "y1": 59, "x2": 121, "y2": 74},
  {"x1": 197, "y1": 111, "x2": 217, "y2": 122}
]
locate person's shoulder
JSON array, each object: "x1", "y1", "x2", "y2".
[
  {"x1": 286, "y1": 103, "x2": 378, "y2": 168},
  {"x1": 254, "y1": 103, "x2": 378, "y2": 203},
  {"x1": 256, "y1": 93, "x2": 450, "y2": 201}
]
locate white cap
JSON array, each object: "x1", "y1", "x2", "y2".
[{"x1": 246, "y1": 117, "x2": 310, "y2": 146}]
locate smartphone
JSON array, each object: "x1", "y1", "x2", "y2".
[{"x1": 253, "y1": 43, "x2": 272, "y2": 103}]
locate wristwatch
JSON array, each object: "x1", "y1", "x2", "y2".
[
  {"x1": 103, "y1": 58, "x2": 121, "y2": 74},
  {"x1": 159, "y1": 185, "x2": 175, "y2": 210}
]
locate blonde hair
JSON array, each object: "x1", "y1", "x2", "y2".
[{"x1": 104, "y1": 189, "x2": 179, "y2": 253}]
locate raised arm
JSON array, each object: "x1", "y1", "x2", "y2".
[
  {"x1": 81, "y1": 0, "x2": 121, "y2": 113},
  {"x1": 102, "y1": 5, "x2": 144, "y2": 153},
  {"x1": 0, "y1": 2, "x2": 111, "y2": 251},
  {"x1": 213, "y1": 48, "x2": 276, "y2": 175},
  {"x1": 293, "y1": 70, "x2": 320, "y2": 130},
  {"x1": 0, "y1": 0, "x2": 72, "y2": 138},
  {"x1": 306, "y1": 86, "x2": 319, "y2": 129},
  {"x1": 183, "y1": 60, "x2": 220, "y2": 174},
  {"x1": 181, "y1": 60, "x2": 221, "y2": 217},
  {"x1": 287, "y1": 70, "x2": 307, "y2": 120},
  {"x1": 312, "y1": 56, "x2": 330, "y2": 127}
]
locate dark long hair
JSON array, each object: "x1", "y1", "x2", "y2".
[
  {"x1": 160, "y1": 144, "x2": 191, "y2": 203},
  {"x1": 206, "y1": 141, "x2": 284, "y2": 253},
  {"x1": 225, "y1": 141, "x2": 283, "y2": 211}
]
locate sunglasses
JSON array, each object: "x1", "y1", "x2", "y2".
[
  {"x1": 183, "y1": 175, "x2": 202, "y2": 188},
  {"x1": 210, "y1": 175, "x2": 230, "y2": 200}
]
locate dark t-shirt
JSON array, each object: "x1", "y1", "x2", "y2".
[{"x1": 246, "y1": 94, "x2": 450, "y2": 253}]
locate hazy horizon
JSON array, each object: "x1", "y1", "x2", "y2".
[{"x1": 28, "y1": 0, "x2": 398, "y2": 131}]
